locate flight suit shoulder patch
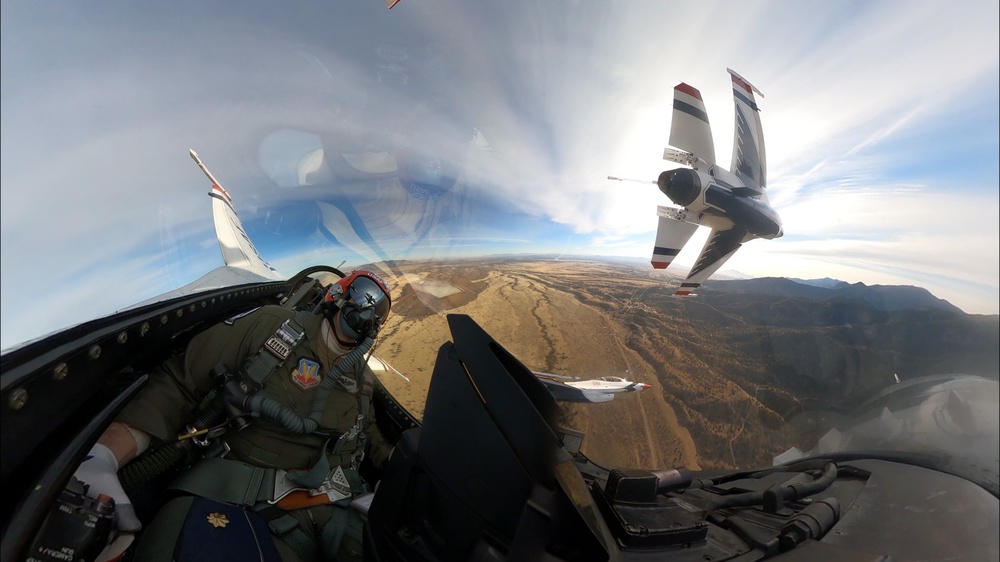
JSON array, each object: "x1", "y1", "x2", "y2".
[{"x1": 291, "y1": 357, "x2": 322, "y2": 390}]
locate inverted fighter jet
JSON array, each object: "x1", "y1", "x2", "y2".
[{"x1": 612, "y1": 69, "x2": 783, "y2": 295}]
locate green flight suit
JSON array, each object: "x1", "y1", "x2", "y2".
[
  {"x1": 119, "y1": 304, "x2": 392, "y2": 469},
  {"x1": 118, "y1": 305, "x2": 393, "y2": 561}
]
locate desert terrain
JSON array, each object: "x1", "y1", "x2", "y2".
[{"x1": 371, "y1": 258, "x2": 801, "y2": 472}]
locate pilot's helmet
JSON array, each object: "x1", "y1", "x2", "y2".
[{"x1": 324, "y1": 270, "x2": 391, "y2": 340}]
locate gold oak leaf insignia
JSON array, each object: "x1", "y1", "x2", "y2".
[{"x1": 207, "y1": 512, "x2": 230, "y2": 528}]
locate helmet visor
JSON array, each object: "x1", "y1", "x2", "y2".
[{"x1": 348, "y1": 275, "x2": 390, "y2": 324}]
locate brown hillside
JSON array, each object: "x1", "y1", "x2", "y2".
[{"x1": 370, "y1": 258, "x2": 998, "y2": 472}]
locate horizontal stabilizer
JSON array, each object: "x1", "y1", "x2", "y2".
[{"x1": 651, "y1": 212, "x2": 698, "y2": 270}]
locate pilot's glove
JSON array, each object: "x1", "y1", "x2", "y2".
[{"x1": 74, "y1": 443, "x2": 142, "y2": 532}]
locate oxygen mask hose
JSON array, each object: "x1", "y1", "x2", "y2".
[
  {"x1": 246, "y1": 336, "x2": 374, "y2": 433},
  {"x1": 119, "y1": 440, "x2": 193, "y2": 492}
]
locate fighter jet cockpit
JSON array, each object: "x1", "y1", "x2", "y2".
[{"x1": 2, "y1": 2, "x2": 997, "y2": 561}]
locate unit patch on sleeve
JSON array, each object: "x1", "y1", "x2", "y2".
[{"x1": 291, "y1": 358, "x2": 322, "y2": 389}]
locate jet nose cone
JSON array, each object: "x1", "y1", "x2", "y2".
[{"x1": 776, "y1": 226, "x2": 784, "y2": 238}]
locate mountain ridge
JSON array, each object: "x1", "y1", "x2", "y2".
[
  {"x1": 374, "y1": 257, "x2": 998, "y2": 470},
  {"x1": 539, "y1": 254, "x2": 974, "y2": 315}
]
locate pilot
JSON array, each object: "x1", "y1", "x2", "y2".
[{"x1": 75, "y1": 270, "x2": 395, "y2": 562}]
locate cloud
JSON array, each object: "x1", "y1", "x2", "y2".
[
  {"x1": 725, "y1": 185, "x2": 1000, "y2": 313},
  {"x1": 1, "y1": 0, "x2": 998, "y2": 348}
]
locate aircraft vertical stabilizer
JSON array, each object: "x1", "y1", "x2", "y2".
[
  {"x1": 727, "y1": 68, "x2": 766, "y2": 189},
  {"x1": 668, "y1": 83, "x2": 716, "y2": 168}
]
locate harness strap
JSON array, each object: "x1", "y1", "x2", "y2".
[
  {"x1": 257, "y1": 506, "x2": 320, "y2": 562},
  {"x1": 322, "y1": 504, "x2": 352, "y2": 559},
  {"x1": 329, "y1": 364, "x2": 374, "y2": 470},
  {"x1": 169, "y1": 459, "x2": 323, "y2": 561},
  {"x1": 167, "y1": 457, "x2": 276, "y2": 507},
  {"x1": 244, "y1": 310, "x2": 312, "y2": 386}
]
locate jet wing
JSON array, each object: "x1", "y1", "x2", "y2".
[
  {"x1": 125, "y1": 151, "x2": 284, "y2": 309},
  {"x1": 675, "y1": 226, "x2": 750, "y2": 295},
  {"x1": 538, "y1": 380, "x2": 615, "y2": 403},
  {"x1": 533, "y1": 372, "x2": 612, "y2": 403},
  {"x1": 209, "y1": 185, "x2": 280, "y2": 279},
  {"x1": 727, "y1": 68, "x2": 766, "y2": 190},
  {"x1": 367, "y1": 354, "x2": 410, "y2": 382},
  {"x1": 651, "y1": 206, "x2": 698, "y2": 269},
  {"x1": 669, "y1": 82, "x2": 716, "y2": 169},
  {"x1": 192, "y1": 149, "x2": 282, "y2": 280}
]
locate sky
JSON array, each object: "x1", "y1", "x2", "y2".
[{"x1": 2, "y1": 0, "x2": 998, "y2": 351}]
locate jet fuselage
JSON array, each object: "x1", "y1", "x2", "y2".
[{"x1": 658, "y1": 167, "x2": 783, "y2": 239}]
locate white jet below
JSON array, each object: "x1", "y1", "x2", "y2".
[{"x1": 533, "y1": 372, "x2": 651, "y2": 403}]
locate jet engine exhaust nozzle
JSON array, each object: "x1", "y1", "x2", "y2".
[{"x1": 658, "y1": 168, "x2": 701, "y2": 207}]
